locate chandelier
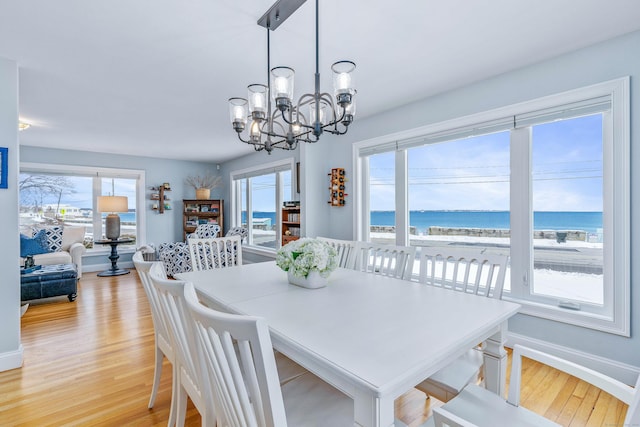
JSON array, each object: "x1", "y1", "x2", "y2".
[{"x1": 228, "y1": 0, "x2": 357, "y2": 154}]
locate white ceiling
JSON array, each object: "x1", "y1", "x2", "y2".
[{"x1": 2, "y1": 0, "x2": 640, "y2": 163}]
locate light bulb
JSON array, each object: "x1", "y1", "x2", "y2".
[
  {"x1": 275, "y1": 76, "x2": 288, "y2": 98},
  {"x1": 336, "y1": 73, "x2": 351, "y2": 93},
  {"x1": 233, "y1": 106, "x2": 245, "y2": 121}
]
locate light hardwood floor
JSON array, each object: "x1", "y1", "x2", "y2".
[{"x1": 1, "y1": 270, "x2": 628, "y2": 426}]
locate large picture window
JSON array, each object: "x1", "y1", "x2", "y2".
[
  {"x1": 231, "y1": 159, "x2": 294, "y2": 251},
  {"x1": 19, "y1": 164, "x2": 145, "y2": 250},
  {"x1": 354, "y1": 78, "x2": 629, "y2": 335}
]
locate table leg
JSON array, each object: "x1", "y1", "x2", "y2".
[
  {"x1": 353, "y1": 391, "x2": 396, "y2": 427},
  {"x1": 482, "y1": 321, "x2": 508, "y2": 397},
  {"x1": 97, "y1": 243, "x2": 130, "y2": 277}
]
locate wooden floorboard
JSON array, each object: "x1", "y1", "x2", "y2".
[{"x1": 0, "y1": 270, "x2": 628, "y2": 426}]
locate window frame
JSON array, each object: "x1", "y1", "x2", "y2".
[
  {"x1": 229, "y1": 158, "x2": 295, "y2": 255},
  {"x1": 19, "y1": 163, "x2": 147, "y2": 253},
  {"x1": 353, "y1": 77, "x2": 630, "y2": 335}
]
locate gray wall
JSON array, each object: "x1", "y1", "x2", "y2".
[
  {"x1": 299, "y1": 30, "x2": 640, "y2": 368},
  {"x1": 216, "y1": 32, "x2": 639, "y2": 369},
  {"x1": 0, "y1": 57, "x2": 21, "y2": 370},
  {"x1": 19, "y1": 146, "x2": 223, "y2": 268},
  {"x1": 4, "y1": 30, "x2": 639, "y2": 373}
]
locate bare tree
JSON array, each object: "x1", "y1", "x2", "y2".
[{"x1": 19, "y1": 175, "x2": 76, "y2": 220}]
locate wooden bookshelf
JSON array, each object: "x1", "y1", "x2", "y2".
[
  {"x1": 183, "y1": 199, "x2": 224, "y2": 240},
  {"x1": 281, "y1": 205, "x2": 301, "y2": 245}
]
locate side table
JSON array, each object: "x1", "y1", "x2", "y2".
[{"x1": 94, "y1": 238, "x2": 134, "y2": 277}]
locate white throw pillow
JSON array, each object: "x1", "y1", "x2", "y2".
[{"x1": 61, "y1": 226, "x2": 86, "y2": 251}]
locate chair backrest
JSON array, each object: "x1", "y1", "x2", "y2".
[
  {"x1": 316, "y1": 237, "x2": 357, "y2": 268},
  {"x1": 188, "y1": 236, "x2": 243, "y2": 272},
  {"x1": 132, "y1": 252, "x2": 173, "y2": 354},
  {"x1": 148, "y1": 263, "x2": 203, "y2": 407},
  {"x1": 509, "y1": 345, "x2": 640, "y2": 425},
  {"x1": 352, "y1": 242, "x2": 416, "y2": 280},
  {"x1": 418, "y1": 248, "x2": 508, "y2": 298},
  {"x1": 188, "y1": 223, "x2": 221, "y2": 239},
  {"x1": 432, "y1": 344, "x2": 640, "y2": 426},
  {"x1": 184, "y1": 282, "x2": 288, "y2": 427}
]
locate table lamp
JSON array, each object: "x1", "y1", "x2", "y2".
[{"x1": 97, "y1": 195, "x2": 128, "y2": 240}]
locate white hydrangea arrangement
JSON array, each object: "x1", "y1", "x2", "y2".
[{"x1": 276, "y1": 238, "x2": 338, "y2": 278}]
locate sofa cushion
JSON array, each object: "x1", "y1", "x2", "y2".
[
  {"x1": 61, "y1": 226, "x2": 86, "y2": 251},
  {"x1": 20, "y1": 229, "x2": 50, "y2": 257},
  {"x1": 33, "y1": 251, "x2": 73, "y2": 266}
]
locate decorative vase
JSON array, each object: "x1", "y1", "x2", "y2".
[
  {"x1": 196, "y1": 188, "x2": 210, "y2": 199},
  {"x1": 287, "y1": 270, "x2": 328, "y2": 289}
]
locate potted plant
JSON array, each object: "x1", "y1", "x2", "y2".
[
  {"x1": 276, "y1": 238, "x2": 338, "y2": 288},
  {"x1": 185, "y1": 172, "x2": 222, "y2": 199}
]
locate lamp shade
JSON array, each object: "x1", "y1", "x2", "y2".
[{"x1": 97, "y1": 196, "x2": 128, "y2": 213}]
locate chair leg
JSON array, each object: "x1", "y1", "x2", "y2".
[
  {"x1": 167, "y1": 363, "x2": 178, "y2": 427},
  {"x1": 148, "y1": 346, "x2": 163, "y2": 408},
  {"x1": 175, "y1": 382, "x2": 188, "y2": 427}
]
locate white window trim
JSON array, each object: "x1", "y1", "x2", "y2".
[
  {"x1": 229, "y1": 157, "x2": 295, "y2": 252},
  {"x1": 352, "y1": 77, "x2": 630, "y2": 335},
  {"x1": 20, "y1": 163, "x2": 147, "y2": 250}
]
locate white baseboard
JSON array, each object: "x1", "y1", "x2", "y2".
[
  {"x1": 0, "y1": 345, "x2": 23, "y2": 372},
  {"x1": 507, "y1": 332, "x2": 640, "y2": 386}
]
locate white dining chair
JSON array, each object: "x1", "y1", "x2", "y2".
[
  {"x1": 430, "y1": 344, "x2": 640, "y2": 427},
  {"x1": 149, "y1": 262, "x2": 210, "y2": 427},
  {"x1": 415, "y1": 247, "x2": 509, "y2": 402},
  {"x1": 132, "y1": 251, "x2": 177, "y2": 424},
  {"x1": 316, "y1": 236, "x2": 357, "y2": 268},
  {"x1": 187, "y1": 236, "x2": 243, "y2": 272},
  {"x1": 352, "y1": 241, "x2": 416, "y2": 280},
  {"x1": 183, "y1": 281, "x2": 355, "y2": 426}
]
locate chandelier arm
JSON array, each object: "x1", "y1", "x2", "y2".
[
  {"x1": 235, "y1": 132, "x2": 253, "y2": 144},
  {"x1": 324, "y1": 124, "x2": 350, "y2": 136},
  {"x1": 256, "y1": 118, "x2": 283, "y2": 141}
]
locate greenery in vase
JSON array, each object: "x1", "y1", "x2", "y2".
[{"x1": 276, "y1": 238, "x2": 338, "y2": 278}]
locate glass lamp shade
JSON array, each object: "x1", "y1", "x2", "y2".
[
  {"x1": 310, "y1": 102, "x2": 327, "y2": 126},
  {"x1": 345, "y1": 90, "x2": 356, "y2": 116},
  {"x1": 270, "y1": 67, "x2": 294, "y2": 101},
  {"x1": 247, "y1": 84, "x2": 268, "y2": 115},
  {"x1": 228, "y1": 98, "x2": 248, "y2": 125},
  {"x1": 97, "y1": 196, "x2": 128, "y2": 213},
  {"x1": 332, "y1": 60, "x2": 356, "y2": 96}
]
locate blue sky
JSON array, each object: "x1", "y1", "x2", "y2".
[
  {"x1": 21, "y1": 115, "x2": 602, "y2": 214},
  {"x1": 20, "y1": 176, "x2": 138, "y2": 210},
  {"x1": 370, "y1": 114, "x2": 603, "y2": 212}
]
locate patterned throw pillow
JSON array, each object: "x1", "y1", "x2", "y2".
[
  {"x1": 20, "y1": 229, "x2": 50, "y2": 257},
  {"x1": 34, "y1": 226, "x2": 64, "y2": 252},
  {"x1": 158, "y1": 242, "x2": 192, "y2": 277}
]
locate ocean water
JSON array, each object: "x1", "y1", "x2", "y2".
[
  {"x1": 110, "y1": 212, "x2": 137, "y2": 222},
  {"x1": 241, "y1": 210, "x2": 603, "y2": 234},
  {"x1": 378, "y1": 210, "x2": 602, "y2": 234}
]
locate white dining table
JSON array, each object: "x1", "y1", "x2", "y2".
[{"x1": 176, "y1": 261, "x2": 520, "y2": 427}]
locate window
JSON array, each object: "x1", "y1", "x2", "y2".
[
  {"x1": 354, "y1": 77, "x2": 629, "y2": 335},
  {"x1": 231, "y1": 159, "x2": 295, "y2": 252},
  {"x1": 530, "y1": 115, "x2": 603, "y2": 305},
  {"x1": 367, "y1": 152, "x2": 395, "y2": 244},
  {"x1": 19, "y1": 164, "x2": 145, "y2": 250},
  {"x1": 407, "y1": 132, "x2": 510, "y2": 254}
]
